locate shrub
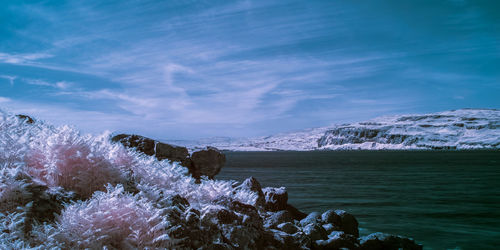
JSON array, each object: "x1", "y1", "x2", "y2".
[
  {"x1": 47, "y1": 185, "x2": 174, "y2": 249},
  {"x1": 25, "y1": 127, "x2": 129, "y2": 198}
]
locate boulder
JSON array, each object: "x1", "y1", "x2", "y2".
[
  {"x1": 335, "y1": 210, "x2": 359, "y2": 237},
  {"x1": 315, "y1": 231, "x2": 359, "y2": 250},
  {"x1": 299, "y1": 212, "x2": 322, "y2": 227},
  {"x1": 262, "y1": 187, "x2": 288, "y2": 211},
  {"x1": 286, "y1": 204, "x2": 307, "y2": 220},
  {"x1": 277, "y1": 222, "x2": 299, "y2": 234},
  {"x1": 111, "y1": 134, "x2": 226, "y2": 179},
  {"x1": 155, "y1": 142, "x2": 189, "y2": 162},
  {"x1": 236, "y1": 177, "x2": 265, "y2": 207},
  {"x1": 264, "y1": 210, "x2": 293, "y2": 229},
  {"x1": 190, "y1": 147, "x2": 226, "y2": 179},
  {"x1": 359, "y1": 232, "x2": 423, "y2": 250},
  {"x1": 302, "y1": 222, "x2": 328, "y2": 241},
  {"x1": 321, "y1": 209, "x2": 342, "y2": 226},
  {"x1": 111, "y1": 134, "x2": 156, "y2": 156}
]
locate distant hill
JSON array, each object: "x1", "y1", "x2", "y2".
[{"x1": 169, "y1": 109, "x2": 500, "y2": 151}]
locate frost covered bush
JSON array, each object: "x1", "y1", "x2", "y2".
[
  {"x1": 0, "y1": 167, "x2": 31, "y2": 213},
  {"x1": 25, "y1": 126, "x2": 131, "y2": 198},
  {"x1": 38, "y1": 185, "x2": 174, "y2": 249}
]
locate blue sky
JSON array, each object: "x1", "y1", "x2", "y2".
[{"x1": 0, "y1": 0, "x2": 499, "y2": 139}]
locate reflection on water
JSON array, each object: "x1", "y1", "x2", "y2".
[{"x1": 217, "y1": 150, "x2": 500, "y2": 250}]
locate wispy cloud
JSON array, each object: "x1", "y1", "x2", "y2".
[
  {"x1": 0, "y1": 97, "x2": 11, "y2": 103},
  {"x1": 23, "y1": 78, "x2": 73, "y2": 90},
  {"x1": 0, "y1": 52, "x2": 52, "y2": 65},
  {"x1": 0, "y1": 75, "x2": 16, "y2": 86}
]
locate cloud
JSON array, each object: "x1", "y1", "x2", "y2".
[
  {"x1": 23, "y1": 78, "x2": 73, "y2": 90},
  {"x1": 0, "y1": 52, "x2": 52, "y2": 65},
  {"x1": 0, "y1": 97, "x2": 11, "y2": 103},
  {"x1": 0, "y1": 75, "x2": 16, "y2": 86}
]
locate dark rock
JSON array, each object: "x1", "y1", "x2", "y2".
[
  {"x1": 322, "y1": 209, "x2": 342, "y2": 225},
  {"x1": 111, "y1": 134, "x2": 156, "y2": 156},
  {"x1": 299, "y1": 211, "x2": 322, "y2": 227},
  {"x1": 302, "y1": 222, "x2": 328, "y2": 241},
  {"x1": 262, "y1": 187, "x2": 288, "y2": 211},
  {"x1": 315, "y1": 231, "x2": 359, "y2": 250},
  {"x1": 190, "y1": 146, "x2": 226, "y2": 179},
  {"x1": 321, "y1": 223, "x2": 337, "y2": 234},
  {"x1": 359, "y1": 232, "x2": 423, "y2": 250},
  {"x1": 155, "y1": 142, "x2": 189, "y2": 162},
  {"x1": 236, "y1": 177, "x2": 265, "y2": 207},
  {"x1": 264, "y1": 210, "x2": 293, "y2": 229},
  {"x1": 199, "y1": 243, "x2": 233, "y2": 250},
  {"x1": 277, "y1": 222, "x2": 299, "y2": 234},
  {"x1": 111, "y1": 134, "x2": 226, "y2": 180},
  {"x1": 268, "y1": 229, "x2": 307, "y2": 250},
  {"x1": 217, "y1": 209, "x2": 239, "y2": 224},
  {"x1": 286, "y1": 204, "x2": 307, "y2": 220},
  {"x1": 336, "y1": 210, "x2": 359, "y2": 237},
  {"x1": 16, "y1": 114, "x2": 35, "y2": 124}
]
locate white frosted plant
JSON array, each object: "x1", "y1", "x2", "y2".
[
  {"x1": 24, "y1": 126, "x2": 131, "y2": 198},
  {"x1": 37, "y1": 184, "x2": 174, "y2": 249},
  {"x1": 131, "y1": 157, "x2": 258, "y2": 208}
]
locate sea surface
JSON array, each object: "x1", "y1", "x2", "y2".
[{"x1": 217, "y1": 150, "x2": 500, "y2": 250}]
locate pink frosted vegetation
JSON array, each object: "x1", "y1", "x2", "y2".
[
  {"x1": 46, "y1": 185, "x2": 172, "y2": 249},
  {"x1": 24, "y1": 128, "x2": 131, "y2": 198}
]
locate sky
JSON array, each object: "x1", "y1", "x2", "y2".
[{"x1": 0, "y1": 0, "x2": 499, "y2": 140}]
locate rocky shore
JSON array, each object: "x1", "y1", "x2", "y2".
[{"x1": 113, "y1": 133, "x2": 423, "y2": 249}]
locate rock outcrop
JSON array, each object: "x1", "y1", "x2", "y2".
[{"x1": 111, "y1": 134, "x2": 225, "y2": 179}]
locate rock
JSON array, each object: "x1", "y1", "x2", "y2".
[
  {"x1": 359, "y1": 232, "x2": 423, "y2": 250},
  {"x1": 111, "y1": 134, "x2": 156, "y2": 156},
  {"x1": 262, "y1": 187, "x2": 288, "y2": 211},
  {"x1": 236, "y1": 177, "x2": 265, "y2": 207},
  {"x1": 277, "y1": 222, "x2": 299, "y2": 234},
  {"x1": 322, "y1": 209, "x2": 342, "y2": 225},
  {"x1": 299, "y1": 211, "x2": 322, "y2": 227},
  {"x1": 322, "y1": 223, "x2": 336, "y2": 234},
  {"x1": 302, "y1": 223, "x2": 328, "y2": 241},
  {"x1": 190, "y1": 147, "x2": 226, "y2": 179},
  {"x1": 111, "y1": 134, "x2": 226, "y2": 180},
  {"x1": 16, "y1": 114, "x2": 35, "y2": 124},
  {"x1": 286, "y1": 204, "x2": 307, "y2": 220},
  {"x1": 217, "y1": 209, "x2": 239, "y2": 224},
  {"x1": 155, "y1": 142, "x2": 189, "y2": 162},
  {"x1": 264, "y1": 210, "x2": 293, "y2": 229},
  {"x1": 315, "y1": 231, "x2": 359, "y2": 249},
  {"x1": 335, "y1": 210, "x2": 359, "y2": 237}
]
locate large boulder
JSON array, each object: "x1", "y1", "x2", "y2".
[
  {"x1": 335, "y1": 209, "x2": 359, "y2": 237},
  {"x1": 112, "y1": 134, "x2": 156, "y2": 156},
  {"x1": 111, "y1": 134, "x2": 225, "y2": 179},
  {"x1": 155, "y1": 142, "x2": 189, "y2": 162},
  {"x1": 190, "y1": 147, "x2": 226, "y2": 179}
]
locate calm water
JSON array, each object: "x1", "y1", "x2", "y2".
[{"x1": 217, "y1": 151, "x2": 500, "y2": 250}]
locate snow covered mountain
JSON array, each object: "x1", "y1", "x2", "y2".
[{"x1": 172, "y1": 109, "x2": 500, "y2": 151}]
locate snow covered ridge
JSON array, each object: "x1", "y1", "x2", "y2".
[
  {"x1": 0, "y1": 109, "x2": 423, "y2": 249},
  {"x1": 188, "y1": 109, "x2": 500, "y2": 151}
]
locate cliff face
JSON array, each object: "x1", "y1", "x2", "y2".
[
  {"x1": 186, "y1": 109, "x2": 500, "y2": 151},
  {"x1": 318, "y1": 109, "x2": 500, "y2": 150}
]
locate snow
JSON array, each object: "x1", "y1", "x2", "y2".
[{"x1": 179, "y1": 109, "x2": 500, "y2": 151}]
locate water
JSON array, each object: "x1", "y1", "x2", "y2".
[{"x1": 217, "y1": 150, "x2": 500, "y2": 250}]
